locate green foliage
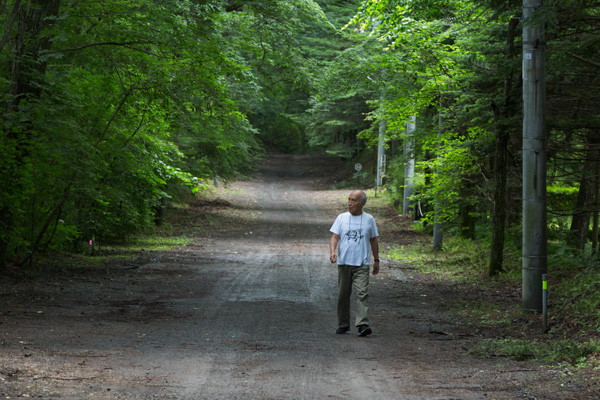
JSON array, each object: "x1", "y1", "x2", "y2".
[
  {"x1": 252, "y1": 112, "x2": 307, "y2": 153},
  {"x1": 547, "y1": 184, "x2": 579, "y2": 240},
  {"x1": 384, "y1": 155, "x2": 408, "y2": 206},
  {"x1": 339, "y1": 0, "x2": 508, "y2": 242},
  {"x1": 0, "y1": 0, "x2": 328, "y2": 266},
  {"x1": 304, "y1": 0, "x2": 375, "y2": 158},
  {"x1": 469, "y1": 337, "x2": 600, "y2": 365},
  {"x1": 347, "y1": 0, "x2": 600, "y2": 251},
  {"x1": 222, "y1": 0, "x2": 328, "y2": 153},
  {"x1": 417, "y1": 127, "x2": 495, "y2": 225},
  {"x1": 553, "y1": 264, "x2": 600, "y2": 334}
]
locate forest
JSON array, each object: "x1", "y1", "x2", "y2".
[{"x1": 1, "y1": 0, "x2": 599, "y2": 295}]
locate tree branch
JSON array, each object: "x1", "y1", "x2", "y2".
[
  {"x1": 0, "y1": 0, "x2": 22, "y2": 55},
  {"x1": 94, "y1": 86, "x2": 134, "y2": 146},
  {"x1": 47, "y1": 41, "x2": 158, "y2": 55},
  {"x1": 565, "y1": 51, "x2": 600, "y2": 68}
]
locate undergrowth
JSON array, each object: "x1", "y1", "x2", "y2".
[
  {"x1": 468, "y1": 337, "x2": 600, "y2": 365},
  {"x1": 381, "y1": 210, "x2": 600, "y2": 368},
  {"x1": 386, "y1": 235, "x2": 495, "y2": 281}
]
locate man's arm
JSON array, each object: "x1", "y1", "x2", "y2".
[
  {"x1": 370, "y1": 236, "x2": 380, "y2": 275},
  {"x1": 330, "y1": 234, "x2": 340, "y2": 264}
]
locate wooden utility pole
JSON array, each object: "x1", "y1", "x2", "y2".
[{"x1": 522, "y1": 0, "x2": 547, "y2": 312}]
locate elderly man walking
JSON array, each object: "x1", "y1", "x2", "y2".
[{"x1": 329, "y1": 190, "x2": 380, "y2": 337}]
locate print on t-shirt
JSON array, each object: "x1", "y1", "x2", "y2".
[{"x1": 346, "y1": 228, "x2": 363, "y2": 243}]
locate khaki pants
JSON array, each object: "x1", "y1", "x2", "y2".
[{"x1": 337, "y1": 265, "x2": 370, "y2": 328}]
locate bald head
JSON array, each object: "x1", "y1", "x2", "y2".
[
  {"x1": 351, "y1": 190, "x2": 367, "y2": 203},
  {"x1": 348, "y1": 190, "x2": 367, "y2": 215}
]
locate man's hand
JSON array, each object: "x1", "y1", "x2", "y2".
[
  {"x1": 372, "y1": 261, "x2": 380, "y2": 275},
  {"x1": 330, "y1": 234, "x2": 340, "y2": 264},
  {"x1": 370, "y1": 236, "x2": 380, "y2": 275}
]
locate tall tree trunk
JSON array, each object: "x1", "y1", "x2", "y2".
[
  {"x1": 569, "y1": 156, "x2": 598, "y2": 250},
  {"x1": 489, "y1": 118, "x2": 510, "y2": 274},
  {"x1": 10, "y1": 0, "x2": 61, "y2": 108},
  {"x1": 488, "y1": 17, "x2": 520, "y2": 276},
  {"x1": 592, "y1": 153, "x2": 600, "y2": 256}
]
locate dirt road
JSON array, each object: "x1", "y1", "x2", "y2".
[{"x1": 0, "y1": 153, "x2": 587, "y2": 399}]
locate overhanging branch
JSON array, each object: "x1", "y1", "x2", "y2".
[{"x1": 565, "y1": 51, "x2": 600, "y2": 68}]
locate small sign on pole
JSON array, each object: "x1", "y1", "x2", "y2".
[{"x1": 354, "y1": 163, "x2": 364, "y2": 185}]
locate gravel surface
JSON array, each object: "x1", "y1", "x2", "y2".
[{"x1": 1, "y1": 152, "x2": 597, "y2": 399}]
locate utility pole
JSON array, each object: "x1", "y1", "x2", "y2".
[
  {"x1": 522, "y1": 0, "x2": 547, "y2": 312},
  {"x1": 403, "y1": 115, "x2": 416, "y2": 215}
]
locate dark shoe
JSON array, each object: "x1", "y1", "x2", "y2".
[
  {"x1": 336, "y1": 326, "x2": 350, "y2": 334},
  {"x1": 357, "y1": 324, "x2": 372, "y2": 337}
]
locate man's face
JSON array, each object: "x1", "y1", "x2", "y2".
[{"x1": 348, "y1": 192, "x2": 364, "y2": 215}]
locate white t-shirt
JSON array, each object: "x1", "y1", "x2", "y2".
[{"x1": 330, "y1": 211, "x2": 379, "y2": 266}]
